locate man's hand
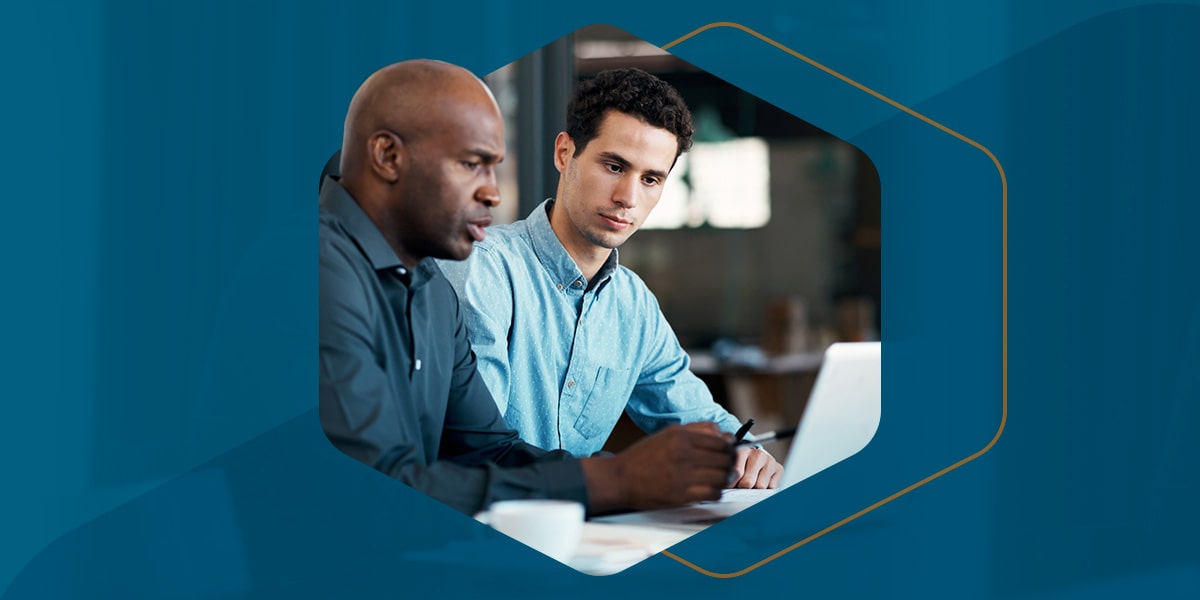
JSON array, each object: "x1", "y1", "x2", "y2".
[
  {"x1": 728, "y1": 447, "x2": 784, "y2": 489},
  {"x1": 580, "y1": 422, "x2": 735, "y2": 513}
]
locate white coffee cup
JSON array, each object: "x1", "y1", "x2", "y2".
[{"x1": 475, "y1": 499, "x2": 585, "y2": 564}]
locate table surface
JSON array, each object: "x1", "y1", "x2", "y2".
[
  {"x1": 572, "y1": 488, "x2": 779, "y2": 575},
  {"x1": 687, "y1": 349, "x2": 825, "y2": 375}
]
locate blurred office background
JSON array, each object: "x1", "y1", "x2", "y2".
[{"x1": 482, "y1": 26, "x2": 882, "y2": 445}]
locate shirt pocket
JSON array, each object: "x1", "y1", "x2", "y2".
[{"x1": 571, "y1": 366, "x2": 634, "y2": 439}]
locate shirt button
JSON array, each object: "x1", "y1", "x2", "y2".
[
  {"x1": 396, "y1": 267, "x2": 407, "y2": 275},
  {"x1": 567, "y1": 379, "x2": 575, "y2": 388},
  {"x1": 573, "y1": 280, "x2": 583, "y2": 287},
  {"x1": 556, "y1": 283, "x2": 563, "y2": 290}
]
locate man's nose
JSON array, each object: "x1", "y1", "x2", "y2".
[
  {"x1": 476, "y1": 175, "x2": 500, "y2": 207},
  {"x1": 612, "y1": 174, "x2": 639, "y2": 208}
]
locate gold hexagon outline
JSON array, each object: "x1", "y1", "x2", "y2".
[{"x1": 650, "y1": 22, "x2": 1009, "y2": 578}]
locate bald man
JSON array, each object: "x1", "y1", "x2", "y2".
[{"x1": 319, "y1": 60, "x2": 736, "y2": 516}]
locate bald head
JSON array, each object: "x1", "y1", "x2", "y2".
[
  {"x1": 334, "y1": 59, "x2": 505, "y2": 268},
  {"x1": 341, "y1": 59, "x2": 499, "y2": 180}
]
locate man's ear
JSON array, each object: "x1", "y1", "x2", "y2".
[
  {"x1": 368, "y1": 131, "x2": 404, "y2": 183},
  {"x1": 552, "y1": 131, "x2": 574, "y2": 174}
]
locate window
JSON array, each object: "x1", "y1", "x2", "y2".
[{"x1": 645, "y1": 137, "x2": 771, "y2": 229}]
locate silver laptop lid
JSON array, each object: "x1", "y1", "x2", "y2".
[{"x1": 779, "y1": 341, "x2": 882, "y2": 488}]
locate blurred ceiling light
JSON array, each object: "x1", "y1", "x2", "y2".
[
  {"x1": 644, "y1": 137, "x2": 771, "y2": 230},
  {"x1": 575, "y1": 40, "x2": 669, "y2": 59}
]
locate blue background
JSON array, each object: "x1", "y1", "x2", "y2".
[{"x1": 2, "y1": 1, "x2": 1197, "y2": 598}]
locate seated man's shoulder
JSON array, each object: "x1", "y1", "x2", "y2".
[
  {"x1": 440, "y1": 221, "x2": 529, "y2": 282},
  {"x1": 609, "y1": 264, "x2": 657, "y2": 304},
  {"x1": 318, "y1": 221, "x2": 366, "y2": 273},
  {"x1": 475, "y1": 220, "x2": 528, "y2": 253},
  {"x1": 612, "y1": 263, "x2": 645, "y2": 285},
  {"x1": 318, "y1": 207, "x2": 372, "y2": 264}
]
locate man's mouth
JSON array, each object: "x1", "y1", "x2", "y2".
[
  {"x1": 599, "y1": 214, "x2": 631, "y2": 229},
  {"x1": 467, "y1": 215, "x2": 493, "y2": 242}
]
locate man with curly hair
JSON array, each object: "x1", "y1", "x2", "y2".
[{"x1": 440, "y1": 68, "x2": 783, "y2": 488}]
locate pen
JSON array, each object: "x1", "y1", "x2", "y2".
[
  {"x1": 736, "y1": 427, "x2": 796, "y2": 447},
  {"x1": 733, "y1": 418, "x2": 755, "y2": 444}
]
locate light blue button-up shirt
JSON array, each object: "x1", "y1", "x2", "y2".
[{"x1": 440, "y1": 200, "x2": 743, "y2": 457}]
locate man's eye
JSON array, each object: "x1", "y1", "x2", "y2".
[
  {"x1": 642, "y1": 176, "x2": 661, "y2": 186},
  {"x1": 462, "y1": 160, "x2": 480, "y2": 170},
  {"x1": 605, "y1": 163, "x2": 622, "y2": 173}
]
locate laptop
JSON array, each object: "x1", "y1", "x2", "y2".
[
  {"x1": 777, "y1": 341, "x2": 882, "y2": 488},
  {"x1": 593, "y1": 341, "x2": 882, "y2": 530}
]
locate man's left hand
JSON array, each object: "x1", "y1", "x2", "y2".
[{"x1": 729, "y1": 447, "x2": 784, "y2": 489}]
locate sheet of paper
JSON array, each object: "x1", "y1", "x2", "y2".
[
  {"x1": 569, "y1": 522, "x2": 693, "y2": 575},
  {"x1": 590, "y1": 488, "x2": 778, "y2": 532}
]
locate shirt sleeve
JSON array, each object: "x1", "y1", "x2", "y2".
[
  {"x1": 319, "y1": 239, "x2": 587, "y2": 516},
  {"x1": 623, "y1": 288, "x2": 745, "y2": 436},
  {"x1": 439, "y1": 247, "x2": 515, "y2": 416}
]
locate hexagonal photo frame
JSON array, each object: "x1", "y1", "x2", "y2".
[{"x1": 317, "y1": 24, "x2": 889, "y2": 575}]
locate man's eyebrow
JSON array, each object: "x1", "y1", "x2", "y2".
[
  {"x1": 467, "y1": 148, "x2": 504, "y2": 163},
  {"x1": 598, "y1": 151, "x2": 667, "y2": 180},
  {"x1": 598, "y1": 151, "x2": 631, "y2": 168}
]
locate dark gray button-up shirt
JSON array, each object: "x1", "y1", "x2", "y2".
[{"x1": 318, "y1": 177, "x2": 588, "y2": 515}]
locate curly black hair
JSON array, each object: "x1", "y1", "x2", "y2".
[{"x1": 565, "y1": 67, "x2": 694, "y2": 158}]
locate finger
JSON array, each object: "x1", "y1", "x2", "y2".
[
  {"x1": 737, "y1": 448, "x2": 762, "y2": 473},
  {"x1": 681, "y1": 449, "x2": 737, "y2": 475},
  {"x1": 728, "y1": 467, "x2": 743, "y2": 488},
  {"x1": 737, "y1": 464, "x2": 760, "y2": 488},
  {"x1": 681, "y1": 488, "x2": 720, "y2": 505},
  {"x1": 684, "y1": 481, "x2": 725, "y2": 503},
  {"x1": 745, "y1": 448, "x2": 767, "y2": 469},
  {"x1": 747, "y1": 452, "x2": 773, "y2": 489},
  {"x1": 679, "y1": 421, "x2": 721, "y2": 435},
  {"x1": 683, "y1": 476, "x2": 728, "y2": 503},
  {"x1": 767, "y1": 463, "x2": 784, "y2": 489},
  {"x1": 726, "y1": 449, "x2": 749, "y2": 488},
  {"x1": 733, "y1": 448, "x2": 751, "y2": 476},
  {"x1": 690, "y1": 464, "x2": 737, "y2": 489},
  {"x1": 684, "y1": 429, "x2": 736, "y2": 453},
  {"x1": 753, "y1": 452, "x2": 778, "y2": 488},
  {"x1": 748, "y1": 456, "x2": 775, "y2": 489},
  {"x1": 676, "y1": 441, "x2": 737, "y2": 469}
]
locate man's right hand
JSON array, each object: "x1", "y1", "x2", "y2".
[{"x1": 580, "y1": 422, "x2": 735, "y2": 513}]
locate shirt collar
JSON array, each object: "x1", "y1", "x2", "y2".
[
  {"x1": 525, "y1": 199, "x2": 619, "y2": 293},
  {"x1": 590, "y1": 250, "x2": 619, "y2": 293},
  {"x1": 319, "y1": 175, "x2": 436, "y2": 286}
]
